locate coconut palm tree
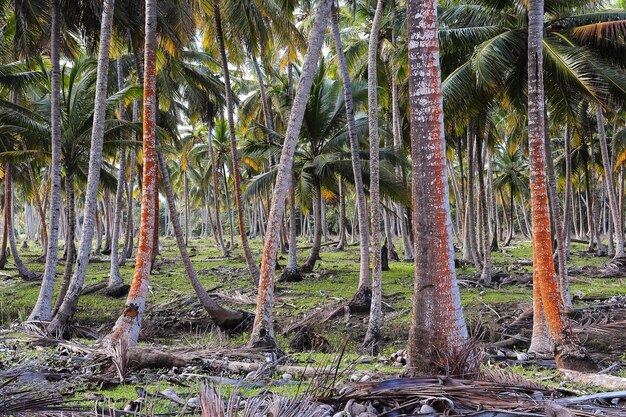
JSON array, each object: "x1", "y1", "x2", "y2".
[{"x1": 405, "y1": 0, "x2": 469, "y2": 375}]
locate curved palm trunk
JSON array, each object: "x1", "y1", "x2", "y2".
[
  {"x1": 122, "y1": 100, "x2": 139, "y2": 263},
  {"x1": 103, "y1": 0, "x2": 157, "y2": 347},
  {"x1": 108, "y1": 58, "x2": 128, "y2": 292},
  {"x1": 214, "y1": 4, "x2": 259, "y2": 287},
  {"x1": 28, "y1": 0, "x2": 64, "y2": 320},
  {"x1": 7, "y1": 165, "x2": 38, "y2": 281},
  {"x1": 596, "y1": 104, "x2": 624, "y2": 257},
  {"x1": 362, "y1": 0, "x2": 385, "y2": 355},
  {"x1": 52, "y1": 171, "x2": 76, "y2": 316},
  {"x1": 248, "y1": 0, "x2": 332, "y2": 349},
  {"x1": 406, "y1": 0, "x2": 468, "y2": 375},
  {"x1": 47, "y1": 0, "x2": 116, "y2": 336},
  {"x1": 330, "y1": 5, "x2": 371, "y2": 304},
  {"x1": 527, "y1": 0, "x2": 595, "y2": 371},
  {"x1": 0, "y1": 192, "x2": 9, "y2": 269},
  {"x1": 157, "y1": 148, "x2": 249, "y2": 328}
]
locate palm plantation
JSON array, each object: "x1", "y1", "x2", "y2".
[{"x1": 0, "y1": 0, "x2": 626, "y2": 413}]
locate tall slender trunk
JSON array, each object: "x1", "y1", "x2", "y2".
[
  {"x1": 0, "y1": 186, "x2": 9, "y2": 269},
  {"x1": 596, "y1": 104, "x2": 624, "y2": 257},
  {"x1": 477, "y1": 133, "x2": 491, "y2": 284},
  {"x1": 206, "y1": 118, "x2": 228, "y2": 256},
  {"x1": 7, "y1": 165, "x2": 38, "y2": 281},
  {"x1": 543, "y1": 111, "x2": 569, "y2": 308},
  {"x1": 28, "y1": 0, "x2": 63, "y2": 320},
  {"x1": 48, "y1": 0, "x2": 117, "y2": 336},
  {"x1": 590, "y1": 135, "x2": 604, "y2": 254},
  {"x1": 362, "y1": 0, "x2": 384, "y2": 355},
  {"x1": 336, "y1": 179, "x2": 347, "y2": 250},
  {"x1": 222, "y1": 165, "x2": 235, "y2": 248},
  {"x1": 406, "y1": 0, "x2": 467, "y2": 375},
  {"x1": 526, "y1": 0, "x2": 595, "y2": 371},
  {"x1": 103, "y1": 0, "x2": 157, "y2": 347},
  {"x1": 330, "y1": 4, "x2": 371, "y2": 301},
  {"x1": 52, "y1": 171, "x2": 75, "y2": 316},
  {"x1": 214, "y1": 4, "x2": 259, "y2": 286},
  {"x1": 122, "y1": 100, "x2": 139, "y2": 263},
  {"x1": 248, "y1": 0, "x2": 332, "y2": 349},
  {"x1": 184, "y1": 173, "x2": 189, "y2": 245},
  {"x1": 108, "y1": 58, "x2": 128, "y2": 291},
  {"x1": 563, "y1": 124, "x2": 573, "y2": 259},
  {"x1": 463, "y1": 123, "x2": 481, "y2": 266}
]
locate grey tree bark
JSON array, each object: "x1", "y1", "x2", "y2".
[
  {"x1": 362, "y1": 0, "x2": 385, "y2": 356},
  {"x1": 214, "y1": 4, "x2": 260, "y2": 286},
  {"x1": 330, "y1": 4, "x2": 371, "y2": 304},
  {"x1": 122, "y1": 100, "x2": 139, "y2": 264},
  {"x1": 47, "y1": 0, "x2": 117, "y2": 336},
  {"x1": 107, "y1": 58, "x2": 128, "y2": 293},
  {"x1": 28, "y1": 0, "x2": 64, "y2": 320},
  {"x1": 7, "y1": 165, "x2": 38, "y2": 281},
  {"x1": 248, "y1": 0, "x2": 332, "y2": 348}
]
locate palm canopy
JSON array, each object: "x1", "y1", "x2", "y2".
[
  {"x1": 438, "y1": 0, "x2": 626, "y2": 125},
  {"x1": 243, "y1": 58, "x2": 409, "y2": 211}
]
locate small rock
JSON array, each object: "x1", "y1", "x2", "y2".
[
  {"x1": 359, "y1": 356, "x2": 372, "y2": 364},
  {"x1": 350, "y1": 374, "x2": 360, "y2": 382},
  {"x1": 516, "y1": 352, "x2": 529, "y2": 361},
  {"x1": 420, "y1": 404, "x2": 437, "y2": 414},
  {"x1": 357, "y1": 413, "x2": 376, "y2": 417},
  {"x1": 186, "y1": 397, "x2": 199, "y2": 408},
  {"x1": 359, "y1": 375, "x2": 371, "y2": 382},
  {"x1": 282, "y1": 373, "x2": 293, "y2": 381},
  {"x1": 332, "y1": 412, "x2": 346, "y2": 417}
]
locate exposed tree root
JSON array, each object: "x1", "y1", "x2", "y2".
[
  {"x1": 105, "y1": 283, "x2": 130, "y2": 298},
  {"x1": 79, "y1": 280, "x2": 108, "y2": 296},
  {"x1": 279, "y1": 267, "x2": 302, "y2": 283}
]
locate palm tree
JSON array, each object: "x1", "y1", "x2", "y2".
[
  {"x1": 362, "y1": 0, "x2": 384, "y2": 355},
  {"x1": 405, "y1": 0, "x2": 468, "y2": 375},
  {"x1": 248, "y1": 0, "x2": 333, "y2": 349},
  {"x1": 48, "y1": 0, "x2": 118, "y2": 336},
  {"x1": 104, "y1": 0, "x2": 158, "y2": 347},
  {"x1": 526, "y1": 0, "x2": 595, "y2": 372}
]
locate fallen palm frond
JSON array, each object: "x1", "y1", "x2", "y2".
[
  {"x1": 0, "y1": 374, "x2": 73, "y2": 416},
  {"x1": 324, "y1": 376, "x2": 626, "y2": 416}
]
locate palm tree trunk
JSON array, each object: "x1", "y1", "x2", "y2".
[
  {"x1": 362, "y1": 0, "x2": 385, "y2": 356},
  {"x1": 28, "y1": 0, "x2": 64, "y2": 320},
  {"x1": 302, "y1": 183, "x2": 322, "y2": 271},
  {"x1": 103, "y1": 0, "x2": 157, "y2": 347},
  {"x1": 526, "y1": 0, "x2": 595, "y2": 371},
  {"x1": 543, "y1": 111, "x2": 570, "y2": 308},
  {"x1": 157, "y1": 147, "x2": 249, "y2": 328},
  {"x1": 122, "y1": 100, "x2": 139, "y2": 263},
  {"x1": 214, "y1": 4, "x2": 259, "y2": 287},
  {"x1": 6, "y1": 165, "x2": 38, "y2": 281},
  {"x1": 330, "y1": 4, "x2": 371, "y2": 305},
  {"x1": 206, "y1": 117, "x2": 228, "y2": 256},
  {"x1": 52, "y1": 171, "x2": 76, "y2": 316},
  {"x1": 25, "y1": 156, "x2": 47, "y2": 259},
  {"x1": 406, "y1": 0, "x2": 468, "y2": 375},
  {"x1": 108, "y1": 58, "x2": 128, "y2": 292},
  {"x1": 596, "y1": 104, "x2": 624, "y2": 257},
  {"x1": 463, "y1": 123, "x2": 481, "y2": 266},
  {"x1": 336, "y1": 178, "x2": 346, "y2": 250},
  {"x1": 248, "y1": 0, "x2": 332, "y2": 349},
  {"x1": 0, "y1": 188, "x2": 9, "y2": 269},
  {"x1": 563, "y1": 124, "x2": 573, "y2": 258},
  {"x1": 477, "y1": 133, "x2": 491, "y2": 284},
  {"x1": 184, "y1": 173, "x2": 189, "y2": 245},
  {"x1": 590, "y1": 136, "x2": 605, "y2": 254},
  {"x1": 47, "y1": 0, "x2": 117, "y2": 336}
]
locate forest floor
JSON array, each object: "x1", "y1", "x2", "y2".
[{"x1": 1, "y1": 237, "x2": 626, "y2": 415}]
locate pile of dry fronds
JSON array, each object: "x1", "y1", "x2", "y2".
[{"x1": 326, "y1": 375, "x2": 626, "y2": 416}]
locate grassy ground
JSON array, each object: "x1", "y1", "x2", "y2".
[{"x1": 1, "y1": 236, "x2": 625, "y2": 412}]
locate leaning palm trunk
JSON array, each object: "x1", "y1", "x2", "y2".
[
  {"x1": 214, "y1": 4, "x2": 260, "y2": 287},
  {"x1": 526, "y1": 0, "x2": 595, "y2": 371},
  {"x1": 28, "y1": 0, "x2": 64, "y2": 320},
  {"x1": 107, "y1": 58, "x2": 128, "y2": 294},
  {"x1": 158, "y1": 148, "x2": 250, "y2": 329},
  {"x1": 103, "y1": 0, "x2": 157, "y2": 347},
  {"x1": 330, "y1": 4, "x2": 371, "y2": 307},
  {"x1": 362, "y1": 0, "x2": 385, "y2": 356},
  {"x1": 248, "y1": 0, "x2": 333, "y2": 349},
  {"x1": 206, "y1": 118, "x2": 228, "y2": 256},
  {"x1": 0, "y1": 191, "x2": 9, "y2": 269},
  {"x1": 596, "y1": 104, "x2": 624, "y2": 257},
  {"x1": 405, "y1": 0, "x2": 468, "y2": 375},
  {"x1": 47, "y1": 0, "x2": 116, "y2": 336},
  {"x1": 6, "y1": 165, "x2": 38, "y2": 281}
]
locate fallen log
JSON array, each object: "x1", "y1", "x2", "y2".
[
  {"x1": 560, "y1": 370, "x2": 626, "y2": 390},
  {"x1": 80, "y1": 280, "x2": 107, "y2": 296}
]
